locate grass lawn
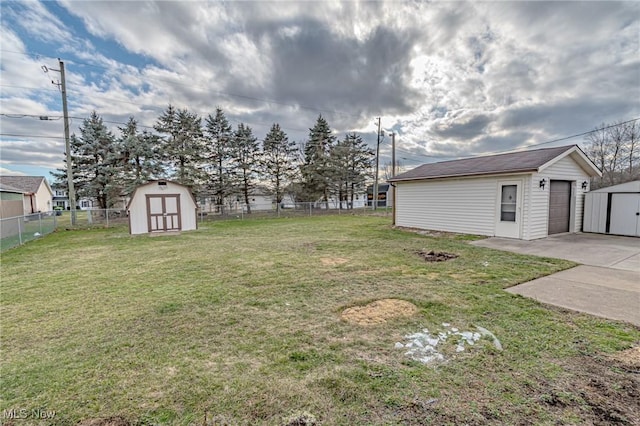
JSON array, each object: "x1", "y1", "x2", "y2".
[{"x1": 1, "y1": 216, "x2": 638, "y2": 425}]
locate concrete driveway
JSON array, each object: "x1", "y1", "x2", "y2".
[{"x1": 471, "y1": 233, "x2": 640, "y2": 325}]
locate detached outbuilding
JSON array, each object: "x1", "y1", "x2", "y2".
[
  {"x1": 389, "y1": 145, "x2": 601, "y2": 240},
  {"x1": 583, "y1": 180, "x2": 640, "y2": 237},
  {"x1": 127, "y1": 180, "x2": 197, "y2": 235}
]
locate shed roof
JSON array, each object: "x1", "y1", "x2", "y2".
[
  {"x1": 0, "y1": 176, "x2": 49, "y2": 193},
  {"x1": 126, "y1": 180, "x2": 198, "y2": 210},
  {"x1": 590, "y1": 180, "x2": 640, "y2": 193},
  {"x1": 390, "y1": 145, "x2": 601, "y2": 182}
]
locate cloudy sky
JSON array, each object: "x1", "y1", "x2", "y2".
[{"x1": 1, "y1": 1, "x2": 638, "y2": 178}]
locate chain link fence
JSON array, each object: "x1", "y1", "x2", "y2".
[
  {"x1": 198, "y1": 202, "x2": 391, "y2": 222},
  {"x1": 1, "y1": 209, "x2": 129, "y2": 252},
  {"x1": 0, "y1": 212, "x2": 58, "y2": 251},
  {"x1": 1, "y1": 205, "x2": 391, "y2": 251}
]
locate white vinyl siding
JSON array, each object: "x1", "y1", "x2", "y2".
[
  {"x1": 396, "y1": 176, "x2": 520, "y2": 236},
  {"x1": 128, "y1": 182, "x2": 197, "y2": 235},
  {"x1": 530, "y1": 154, "x2": 591, "y2": 239}
]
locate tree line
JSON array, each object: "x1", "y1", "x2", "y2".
[
  {"x1": 584, "y1": 120, "x2": 639, "y2": 189},
  {"x1": 52, "y1": 106, "x2": 375, "y2": 211}
]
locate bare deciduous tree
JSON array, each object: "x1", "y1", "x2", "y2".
[{"x1": 584, "y1": 120, "x2": 640, "y2": 188}]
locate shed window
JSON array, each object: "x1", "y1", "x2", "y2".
[{"x1": 500, "y1": 185, "x2": 517, "y2": 222}]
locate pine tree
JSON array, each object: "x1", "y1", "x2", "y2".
[
  {"x1": 300, "y1": 115, "x2": 336, "y2": 202},
  {"x1": 51, "y1": 111, "x2": 119, "y2": 209},
  {"x1": 154, "y1": 105, "x2": 204, "y2": 189},
  {"x1": 262, "y1": 123, "x2": 297, "y2": 205},
  {"x1": 203, "y1": 108, "x2": 234, "y2": 208},
  {"x1": 328, "y1": 133, "x2": 374, "y2": 209},
  {"x1": 230, "y1": 123, "x2": 260, "y2": 213},
  {"x1": 117, "y1": 117, "x2": 164, "y2": 193}
]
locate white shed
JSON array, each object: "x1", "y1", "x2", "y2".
[
  {"x1": 583, "y1": 180, "x2": 640, "y2": 237},
  {"x1": 389, "y1": 145, "x2": 601, "y2": 240},
  {"x1": 127, "y1": 180, "x2": 198, "y2": 235}
]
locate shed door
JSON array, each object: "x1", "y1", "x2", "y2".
[
  {"x1": 495, "y1": 180, "x2": 522, "y2": 238},
  {"x1": 548, "y1": 180, "x2": 571, "y2": 234},
  {"x1": 609, "y1": 193, "x2": 640, "y2": 237},
  {"x1": 146, "y1": 194, "x2": 182, "y2": 232}
]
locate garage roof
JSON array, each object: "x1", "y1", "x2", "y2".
[
  {"x1": 390, "y1": 145, "x2": 601, "y2": 182},
  {"x1": 589, "y1": 180, "x2": 640, "y2": 193}
]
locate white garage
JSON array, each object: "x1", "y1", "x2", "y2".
[
  {"x1": 583, "y1": 180, "x2": 640, "y2": 237},
  {"x1": 127, "y1": 180, "x2": 198, "y2": 235},
  {"x1": 390, "y1": 145, "x2": 602, "y2": 240}
]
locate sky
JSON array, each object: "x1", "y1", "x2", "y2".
[{"x1": 1, "y1": 0, "x2": 639, "y2": 180}]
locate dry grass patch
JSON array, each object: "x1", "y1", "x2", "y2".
[
  {"x1": 320, "y1": 257, "x2": 349, "y2": 266},
  {"x1": 610, "y1": 346, "x2": 640, "y2": 369},
  {"x1": 341, "y1": 299, "x2": 419, "y2": 325}
]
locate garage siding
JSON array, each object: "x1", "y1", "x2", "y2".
[
  {"x1": 395, "y1": 176, "x2": 500, "y2": 236},
  {"x1": 529, "y1": 155, "x2": 591, "y2": 239},
  {"x1": 583, "y1": 192, "x2": 608, "y2": 233}
]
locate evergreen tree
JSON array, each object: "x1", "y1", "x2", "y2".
[
  {"x1": 230, "y1": 123, "x2": 260, "y2": 213},
  {"x1": 203, "y1": 108, "x2": 234, "y2": 208},
  {"x1": 117, "y1": 117, "x2": 164, "y2": 193},
  {"x1": 300, "y1": 115, "x2": 336, "y2": 202},
  {"x1": 328, "y1": 133, "x2": 374, "y2": 209},
  {"x1": 51, "y1": 111, "x2": 119, "y2": 209},
  {"x1": 154, "y1": 105, "x2": 204, "y2": 188},
  {"x1": 262, "y1": 123, "x2": 298, "y2": 205}
]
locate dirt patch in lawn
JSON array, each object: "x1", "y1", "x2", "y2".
[
  {"x1": 610, "y1": 346, "x2": 640, "y2": 369},
  {"x1": 543, "y1": 354, "x2": 640, "y2": 425},
  {"x1": 321, "y1": 257, "x2": 349, "y2": 266},
  {"x1": 341, "y1": 299, "x2": 418, "y2": 325},
  {"x1": 415, "y1": 250, "x2": 458, "y2": 262}
]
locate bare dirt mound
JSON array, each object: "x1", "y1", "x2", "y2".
[
  {"x1": 341, "y1": 299, "x2": 419, "y2": 325},
  {"x1": 415, "y1": 250, "x2": 458, "y2": 262}
]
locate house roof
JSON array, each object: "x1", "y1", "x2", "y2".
[
  {"x1": 590, "y1": 180, "x2": 640, "y2": 193},
  {"x1": 390, "y1": 145, "x2": 601, "y2": 182},
  {"x1": 0, "y1": 176, "x2": 50, "y2": 194}
]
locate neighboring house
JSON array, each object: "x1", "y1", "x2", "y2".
[
  {"x1": 389, "y1": 145, "x2": 601, "y2": 240},
  {"x1": 583, "y1": 180, "x2": 640, "y2": 237},
  {"x1": 367, "y1": 183, "x2": 393, "y2": 208},
  {"x1": 0, "y1": 185, "x2": 25, "y2": 219},
  {"x1": 127, "y1": 180, "x2": 198, "y2": 235},
  {"x1": 0, "y1": 176, "x2": 53, "y2": 214},
  {"x1": 51, "y1": 184, "x2": 126, "y2": 210}
]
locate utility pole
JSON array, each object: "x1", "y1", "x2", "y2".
[
  {"x1": 44, "y1": 59, "x2": 76, "y2": 225},
  {"x1": 390, "y1": 132, "x2": 396, "y2": 225},
  {"x1": 373, "y1": 117, "x2": 381, "y2": 211}
]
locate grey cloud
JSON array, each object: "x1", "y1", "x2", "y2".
[{"x1": 432, "y1": 114, "x2": 493, "y2": 140}]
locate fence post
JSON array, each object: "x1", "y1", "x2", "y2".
[
  {"x1": 54, "y1": 211, "x2": 57, "y2": 229},
  {"x1": 39, "y1": 213, "x2": 43, "y2": 235},
  {"x1": 18, "y1": 217, "x2": 23, "y2": 245},
  {"x1": 106, "y1": 209, "x2": 109, "y2": 228}
]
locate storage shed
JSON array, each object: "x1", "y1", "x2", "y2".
[
  {"x1": 583, "y1": 180, "x2": 640, "y2": 237},
  {"x1": 389, "y1": 145, "x2": 601, "y2": 240},
  {"x1": 127, "y1": 180, "x2": 197, "y2": 235}
]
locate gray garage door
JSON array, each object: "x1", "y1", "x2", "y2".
[{"x1": 548, "y1": 180, "x2": 571, "y2": 234}]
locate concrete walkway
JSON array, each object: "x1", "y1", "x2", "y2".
[{"x1": 471, "y1": 233, "x2": 640, "y2": 325}]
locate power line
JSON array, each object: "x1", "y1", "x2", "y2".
[
  {"x1": 0, "y1": 133, "x2": 65, "y2": 139},
  {"x1": 0, "y1": 84, "x2": 60, "y2": 92},
  {"x1": 2, "y1": 49, "x2": 363, "y2": 120},
  {"x1": 519, "y1": 117, "x2": 640, "y2": 150}
]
